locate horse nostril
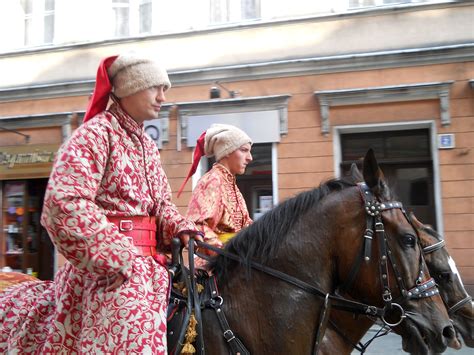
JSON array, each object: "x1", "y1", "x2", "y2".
[{"x1": 443, "y1": 324, "x2": 461, "y2": 349}]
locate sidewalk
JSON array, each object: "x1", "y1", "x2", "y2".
[{"x1": 351, "y1": 327, "x2": 471, "y2": 354}]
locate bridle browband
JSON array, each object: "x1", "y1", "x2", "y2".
[
  {"x1": 194, "y1": 182, "x2": 441, "y2": 354},
  {"x1": 422, "y1": 239, "x2": 472, "y2": 316}
]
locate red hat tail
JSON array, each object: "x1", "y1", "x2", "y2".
[
  {"x1": 83, "y1": 55, "x2": 118, "y2": 122},
  {"x1": 177, "y1": 131, "x2": 206, "y2": 198}
]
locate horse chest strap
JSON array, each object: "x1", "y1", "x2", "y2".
[{"x1": 207, "y1": 277, "x2": 250, "y2": 355}]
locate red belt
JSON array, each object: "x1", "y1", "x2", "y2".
[{"x1": 107, "y1": 216, "x2": 161, "y2": 260}]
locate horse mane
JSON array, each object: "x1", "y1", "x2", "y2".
[{"x1": 209, "y1": 178, "x2": 356, "y2": 279}]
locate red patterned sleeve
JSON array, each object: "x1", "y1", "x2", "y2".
[
  {"x1": 186, "y1": 173, "x2": 224, "y2": 245},
  {"x1": 40, "y1": 121, "x2": 136, "y2": 279}
]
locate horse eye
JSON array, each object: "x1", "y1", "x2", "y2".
[
  {"x1": 438, "y1": 272, "x2": 452, "y2": 282},
  {"x1": 403, "y1": 234, "x2": 416, "y2": 247}
]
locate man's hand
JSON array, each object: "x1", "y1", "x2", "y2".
[
  {"x1": 96, "y1": 273, "x2": 126, "y2": 292},
  {"x1": 179, "y1": 231, "x2": 204, "y2": 246}
]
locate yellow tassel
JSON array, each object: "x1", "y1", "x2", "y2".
[
  {"x1": 181, "y1": 343, "x2": 196, "y2": 354},
  {"x1": 180, "y1": 313, "x2": 198, "y2": 354}
]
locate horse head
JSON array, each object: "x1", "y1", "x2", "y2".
[
  {"x1": 204, "y1": 149, "x2": 456, "y2": 354},
  {"x1": 337, "y1": 149, "x2": 456, "y2": 354},
  {"x1": 410, "y1": 212, "x2": 473, "y2": 348}
]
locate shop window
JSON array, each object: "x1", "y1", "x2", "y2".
[
  {"x1": 340, "y1": 129, "x2": 436, "y2": 227},
  {"x1": 1, "y1": 180, "x2": 53, "y2": 280},
  {"x1": 20, "y1": 0, "x2": 55, "y2": 46}
]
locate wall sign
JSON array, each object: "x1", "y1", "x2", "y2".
[
  {"x1": 0, "y1": 144, "x2": 59, "y2": 180},
  {"x1": 438, "y1": 133, "x2": 455, "y2": 149}
]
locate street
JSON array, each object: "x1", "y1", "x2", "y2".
[{"x1": 352, "y1": 327, "x2": 472, "y2": 354}]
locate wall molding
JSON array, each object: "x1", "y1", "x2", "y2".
[
  {"x1": 314, "y1": 81, "x2": 454, "y2": 134},
  {"x1": 0, "y1": 44, "x2": 471, "y2": 103},
  {"x1": 0, "y1": 112, "x2": 76, "y2": 143}
]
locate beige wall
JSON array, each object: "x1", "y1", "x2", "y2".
[
  {"x1": 161, "y1": 61, "x2": 474, "y2": 293},
  {"x1": 0, "y1": 3, "x2": 473, "y2": 88}
]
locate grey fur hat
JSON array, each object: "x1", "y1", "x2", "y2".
[
  {"x1": 204, "y1": 124, "x2": 252, "y2": 161},
  {"x1": 107, "y1": 53, "x2": 171, "y2": 98}
]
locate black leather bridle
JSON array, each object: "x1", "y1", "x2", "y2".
[
  {"x1": 422, "y1": 239, "x2": 472, "y2": 316},
  {"x1": 339, "y1": 183, "x2": 440, "y2": 326}
]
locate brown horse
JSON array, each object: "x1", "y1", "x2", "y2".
[
  {"x1": 317, "y1": 165, "x2": 472, "y2": 355},
  {"x1": 412, "y1": 214, "x2": 473, "y2": 349},
  {"x1": 197, "y1": 150, "x2": 455, "y2": 354},
  {"x1": 318, "y1": 214, "x2": 472, "y2": 355}
]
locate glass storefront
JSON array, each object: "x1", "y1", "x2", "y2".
[{"x1": 1, "y1": 179, "x2": 54, "y2": 280}]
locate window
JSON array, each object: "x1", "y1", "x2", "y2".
[
  {"x1": 20, "y1": 0, "x2": 55, "y2": 46},
  {"x1": 112, "y1": 0, "x2": 130, "y2": 37},
  {"x1": 139, "y1": 0, "x2": 152, "y2": 33},
  {"x1": 210, "y1": 0, "x2": 260, "y2": 25},
  {"x1": 349, "y1": 0, "x2": 429, "y2": 9},
  {"x1": 20, "y1": 0, "x2": 33, "y2": 45},
  {"x1": 44, "y1": 0, "x2": 55, "y2": 43},
  {"x1": 112, "y1": 0, "x2": 154, "y2": 37},
  {"x1": 340, "y1": 129, "x2": 436, "y2": 227}
]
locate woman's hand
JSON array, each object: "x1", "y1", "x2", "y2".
[{"x1": 96, "y1": 273, "x2": 126, "y2": 292}]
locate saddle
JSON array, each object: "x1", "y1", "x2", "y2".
[{"x1": 166, "y1": 238, "x2": 250, "y2": 355}]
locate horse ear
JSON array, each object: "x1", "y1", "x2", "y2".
[
  {"x1": 363, "y1": 149, "x2": 389, "y2": 197},
  {"x1": 409, "y1": 211, "x2": 423, "y2": 228},
  {"x1": 350, "y1": 163, "x2": 363, "y2": 183}
]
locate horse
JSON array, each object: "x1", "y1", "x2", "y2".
[
  {"x1": 192, "y1": 149, "x2": 456, "y2": 354},
  {"x1": 313, "y1": 164, "x2": 472, "y2": 354},
  {"x1": 318, "y1": 213, "x2": 472, "y2": 355},
  {"x1": 411, "y1": 214, "x2": 473, "y2": 349}
]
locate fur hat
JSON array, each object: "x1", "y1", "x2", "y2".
[
  {"x1": 204, "y1": 124, "x2": 252, "y2": 161},
  {"x1": 107, "y1": 53, "x2": 171, "y2": 98}
]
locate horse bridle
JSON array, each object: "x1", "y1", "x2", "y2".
[
  {"x1": 422, "y1": 239, "x2": 472, "y2": 316},
  {"x1": 340, "y1": 183, "x2": 440, "y2": 327}
]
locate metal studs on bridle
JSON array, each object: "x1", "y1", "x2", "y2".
[{"x1": 365, "y1": 200, "x2": 381, "y2": 216}]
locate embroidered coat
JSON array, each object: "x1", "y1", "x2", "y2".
[
  {"x1": 186, "y1": 163, "x2": 252, "y2": 245},
  {"x1": 0, "y1": 102, "x2": 196, "y2": 354}
]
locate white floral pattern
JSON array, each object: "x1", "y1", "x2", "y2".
[{"x1": 0, "y1": 101, "x2": 196, "y2": 354}]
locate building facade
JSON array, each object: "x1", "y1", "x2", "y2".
[{"x1": 0, "y1": 1, "x2": 472, "y2": 293}]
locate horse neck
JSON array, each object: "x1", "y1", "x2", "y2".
[{"x1": 321, "y1": 306, "x2": 374, "y2": 354}]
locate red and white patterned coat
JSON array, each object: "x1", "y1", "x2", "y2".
[
  {"x1": 0, "y1": 102, "x2": 196, "y2": 354},
  {"x1": 186, "y1": 163, "x2": 252, "y2": 244}
]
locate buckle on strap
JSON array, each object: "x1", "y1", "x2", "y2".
[
  {"x1": 119, "y1": 220, "x2": 133, "y2": 232},
  {"x1": 223, "y1": 329, "x2": 236, "y2": 342}
]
